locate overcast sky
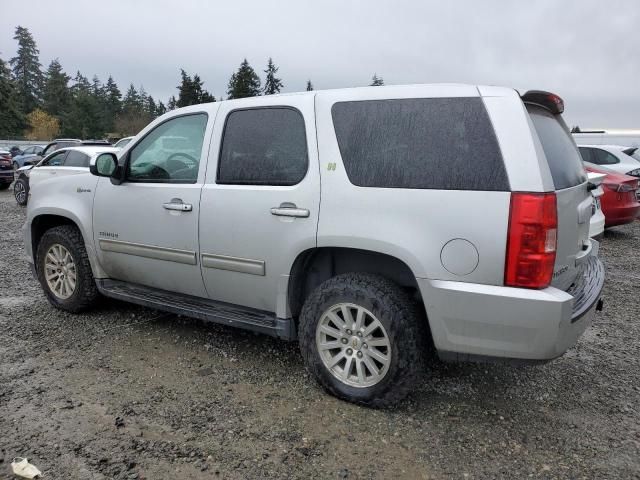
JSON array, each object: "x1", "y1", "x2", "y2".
[{"x1": 1, "y1": 0, "x2": 638, "y2": 128}]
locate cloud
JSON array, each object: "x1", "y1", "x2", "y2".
[{"x1": 0, "y1": 0, "x2": 638, "y2": 127}]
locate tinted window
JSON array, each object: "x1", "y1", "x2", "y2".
[
  {"x1": 64, "y1": 150, "x2": 90, "y2": 167},
  {"x1": 42, "y1": 151, "x2": 67, "y2": 166},
  {"x1": 527, "y1": 105, "x2": 587, "y2": 189},
  {"x1": 217, "y1": 108, "x2": 308, "y2": 185},
  {"x1": 128, "y1": 114, "x2": 207, "y2": 183},
  {"x1": 591, "y1": 148, "x2": 619, "y2": 165},
  {"x1": 331, "y1": 98, "x2": 508, "y2": 190},
  {"x1": 578, "y1": 147, "x2": 594, "y2": 163}
]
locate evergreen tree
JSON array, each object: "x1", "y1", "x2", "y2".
[
  {"x1": 146, "y1": 95, "x2": 157, "y2": 117},
  {"x1": 227, "y1": 59, "x2": 261, "y2": 99},
  {"x1": 42, "y1": 59, "x2": 70, "y2": 118},
  {"x1": 0, "y1": 56, "x2": 25, "y2": 137},
  {"x1": 167, "y1": 96, "x2": 177, "y2": 110},
  {"x1": 156, "y1": 101, "x2": 167, "y2": 116},
  {"x1": 63, "y1": 71, "x2": 102, "y2": 138},
  {"x1": 263, "y1": 57, "x2": 283, "y2": 95},
  {"x1": 306, "y1": 80, "x2": 313, "y2": 91},
  {"x1": 177, "y1": 69, "x2": 215, "y2": 106},
  {"x1": 370, "y1": 74, "x2": 384, "y2": 86},
  {"x1": 10, "y1": 26, "x2": 43, "y2": 113},
  {"x1": 122, "y1": 83, "x2": 141, "y2": 112},
  {"x1": 103, "y1": 75, "x2": 122, "y2": 133}
]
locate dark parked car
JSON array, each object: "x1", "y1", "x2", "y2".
[
  {"x1": 10, "y1": 146, "x2": 23, "y2": 157},
  {"x1": 0, "y1": 149, "x2": 13, "y2": 190}
]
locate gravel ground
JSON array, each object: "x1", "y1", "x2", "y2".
[{"x1": 0, "y1": 187, "x2": 639, "y2": 479}]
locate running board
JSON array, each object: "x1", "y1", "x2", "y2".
[{"x1": 95, "y1": 279, "x2": 296, "y2": 340}]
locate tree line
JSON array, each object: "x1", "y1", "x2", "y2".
[{"x1": 0, "y1": 25, "x2": 384, "y2": 140}]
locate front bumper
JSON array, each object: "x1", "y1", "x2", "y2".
[{"x1": 418, "y1": 251, "x2": 605, "y2": 363}]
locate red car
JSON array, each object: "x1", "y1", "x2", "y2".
[{"x1": 585, "y1": 163, "x2": 640, "y2": 227}]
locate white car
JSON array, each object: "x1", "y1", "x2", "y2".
[
  {"x1": 13, "y1": 146, "x2": 119, "y2": 206},
  {"x1": 114, "y1": 136, "x2": 134, "y2": 149},
  {"x1": 578, "y1": 144, "x2": 640, "y2": 178}
]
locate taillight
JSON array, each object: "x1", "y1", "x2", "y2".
[
  {"x1": 604, "y1": 182, "x2": 638, "y2": 193},
  {"x1": 505, "y1": 192, "x2": 557, "y2": 289}
]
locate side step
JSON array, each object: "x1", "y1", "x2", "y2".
[{"x1": 95, "y1": 279, "x2": 296, "y2": 340}]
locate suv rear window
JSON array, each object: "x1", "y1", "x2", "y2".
[
  {"x1": 527, "y1": 105, "x2": 587, "y2": 189},
  {"x1": 331, "y1": 98, "x2": 509, "y2": 190}
]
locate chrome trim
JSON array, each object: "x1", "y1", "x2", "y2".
[
  {"x1": 99, "y1": 239, "x2": 197, "y2": 265},
  {"x1": 270, "y1": 207, "x2": 310, "y2": 218},
  {"x1": 163, "y1": 202, "x2": 193, "y2": 212},
  {"x1": 201, "y1": 253, "x2": 265, "y2": 276}
]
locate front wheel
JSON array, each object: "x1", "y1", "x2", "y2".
[
  {"x1": 14, "y1": 178, "x2": 28, "y2": 205},
  {"x1": 35, "y1": 225, "x2": 100, "y2": 312},
  {"x1": 298, "y1": 273, "x2": 425, "y2": 407}
]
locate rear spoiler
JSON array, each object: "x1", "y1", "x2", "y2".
[
  {"x1": 587, "y1": 172, "x2": 606, "y2": 197},
  {"x1": 521, "y1": 90, "x2": 564, "y2": 114},
  {"x1": 622, "y1": 147, "x2": 638, "y2": 156}
]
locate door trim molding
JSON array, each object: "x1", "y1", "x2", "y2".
[
  {"x1": 99, "y1": 238, "x2": 197, "y2": 265},
  {"x1": 201, "y1": 253, "x2": 265, "y2": 276}
]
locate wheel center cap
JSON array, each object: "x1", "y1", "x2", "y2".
[{"x1": 350, "y1": 336, "x2": 362, "y2": 351}]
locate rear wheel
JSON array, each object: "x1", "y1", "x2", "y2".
[
  {"x1": 14, "y1": 178, "x2": 28, "y2": 205},
  {"x1": 298, "y1": 273, "x2": 425, "y2": 407},
  {"x1": 35, "y1": 225, "x2": 100, "y2": 312}
]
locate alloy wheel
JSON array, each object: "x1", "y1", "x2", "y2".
[{"x1": 315, "y1": 303, "x2": 392, "y2": 388}]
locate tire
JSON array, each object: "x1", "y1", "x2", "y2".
[
  {"x1": 0, "y1": 183, "x2": 10, "y2": 190},
  {"x1": 299, "y1": 273, "x2": 425, "y2": 407},
  {"x1": 35, "y1": 225, "x2": 100, "y2": 313},
  {"x1": 14, "y1": 177, "x2": 28, "y2": 205}
]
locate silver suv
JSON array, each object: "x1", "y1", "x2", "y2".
[{"x1": 24, "y1": 85, "x2": 604, "y2": 406}]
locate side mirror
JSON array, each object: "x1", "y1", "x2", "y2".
[{"x1": 90, "y1": 153, "x2": 118, "y2": 177}]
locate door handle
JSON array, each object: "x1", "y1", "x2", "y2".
[
  {"x1": 270, "y1": 202, "x2": 310, "y2": 218},
  {"x1": 163, "y1": 198, "x2": 193, "y2": 212}
]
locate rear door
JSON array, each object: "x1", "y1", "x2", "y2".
[
  {"x1": 199, "y1": 95, "x2": 319, "y2": 314},
  {"x1": 527, "y1": 105, "x2": 591, "y2": 290}
]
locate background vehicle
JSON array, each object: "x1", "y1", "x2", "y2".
[
  {"x1": 21, "y1": 139, "x2": 112, "y2": 167},
  {"x1": 10, "y1": 145, "x2": 23, "y2": 157},
  {"x1": 14, "y1": 146, "x2": 118, "y2": 206},
  {"x1": 0, "y1": 149, "x2": 13, "y2": 190},
  {"x1": 114, "y1": 136, "x2": 134, "y2": 149},
  {"x1": 24, "y1": 85, "x2": 604, "y2": 406},
  {"x1": 588, "y1": 172, "x2": 606, "y2": 240},
  {"x1": 573, "y1": 130, "x2": 640, "y2": 148},
  {"x1": 584, "y1": 163, "x2": 640, "y2": 228},
  {"x1": 578, "y1": 145, "x2": 640, "y2": 178},
  {"x1": 12, "y1": 144, "x2": 45, "y2": 168}
]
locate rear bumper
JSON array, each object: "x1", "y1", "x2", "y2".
[
  {"x1": 0, "y1": 170, "x2": 13, "y2": 183},
  {"x1": 604, "y1": 203, "x2": 640, "y2": 227},
  {"x1": 419, "y1": 252, "x2": 605, "y2": 363}
]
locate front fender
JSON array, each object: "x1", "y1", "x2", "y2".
[{"x1": 26, "y1": 173, "x2": 108, "y2": 278}]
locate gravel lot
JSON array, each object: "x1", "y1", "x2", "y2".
[{"x1": 1, "y1": 187, "x2": 639, "y2": 479}]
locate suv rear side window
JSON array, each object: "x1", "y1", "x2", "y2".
[
  {"x1": 527, "y1": 105, "x2": 587, "y2": 189},
  {"x1": 331, "y1": 98, "x2": 509, "y2": 190},
  {"x1": 64, "y1": 150, "x2": 90, "y2": 167},
  {"x1": 217, "y1": 108, "x2": 308, "y2": 186}
]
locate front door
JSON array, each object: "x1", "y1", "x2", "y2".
[
  {"x1": 93, "y1": 109, "x2": 215, "y2": 297},
  {"x1": 199, "y1": 96, "x2": 320, "y2": 314}
]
